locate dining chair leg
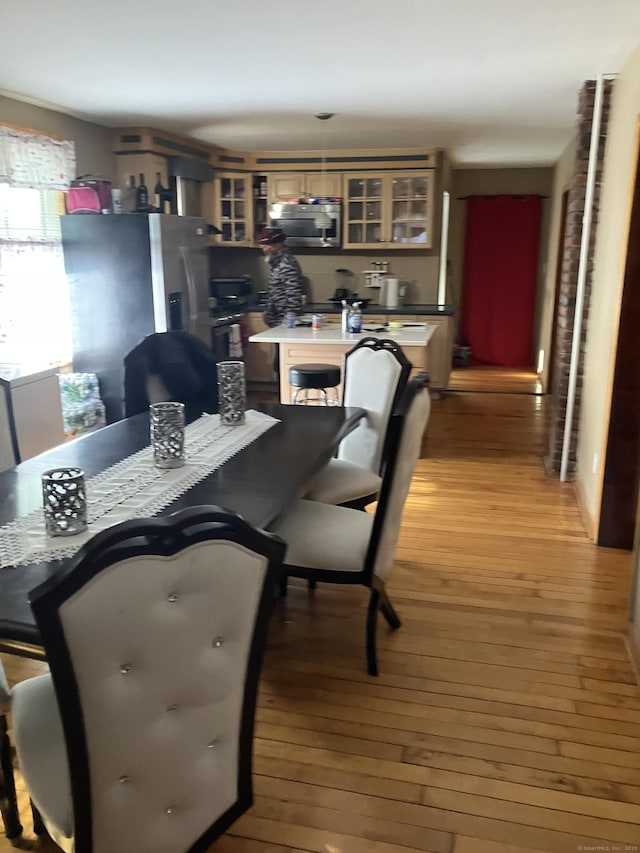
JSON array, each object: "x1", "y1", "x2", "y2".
[
  {"x1": 31, "y1": 801, "x2": 46, "y2": 836},
  {"x1": 278, "y1": 576, "x2": 288, "y2": 598},
  {"x1": 379, "y1": 588, "x2": 401, "y2": 629},
  {"x1": 366, "y1": 590, "x2": 380, "y2": 677},
  {"x1": 0, "y1": 714, "x2": 22, "y2": 840},
  {"x1": 307, "y1": 580, "x2": 317, "y2": 593}
]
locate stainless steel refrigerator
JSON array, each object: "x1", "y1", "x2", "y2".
[{"x1": 61, "y1": 214, "x2": 211, "y2": 423}]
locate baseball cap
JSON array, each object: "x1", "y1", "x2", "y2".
[{"x1": 256, "y1": 227, "x2": 286, "y2": 245}]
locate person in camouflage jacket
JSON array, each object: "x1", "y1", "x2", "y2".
[{"x1": 257, "y1": 228, "x2": 304, "y2": 328}]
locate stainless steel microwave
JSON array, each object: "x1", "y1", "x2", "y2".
[{"x1": 268, "y1": 203, "x2": 341, "y2": 248}]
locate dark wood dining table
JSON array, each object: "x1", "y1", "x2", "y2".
[{"x1": 0, "y1": 403, "x2": 364, "y2": 657}]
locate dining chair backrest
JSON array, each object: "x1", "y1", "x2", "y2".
[
  {"x1": 0, "y1": 379, "x2": 20, "y2": 473},
  {"x1": 365, "y1": 373, "x2": 431, "y2": 583},
  {"x1": 124, "y1": 331, "x2": 218, "y2": 420},
  {"x1": 27, "y1": 506, "x2": 285, "y2": 853},
  {"x1": 338, "y1": 338, "x2": 411, "y2": 475}
]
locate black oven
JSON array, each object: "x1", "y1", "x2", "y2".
[{"x1": 210, "y1": 313, "x2": 243, "y2": 361}]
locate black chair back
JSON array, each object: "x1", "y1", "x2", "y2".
[{"x1": 124, "y1": 331, "x2": 218, "y2": 420}]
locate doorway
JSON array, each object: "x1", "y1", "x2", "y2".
[
  {"x1": 455, "y1": 194, "x2": 544, "y2": 395},
  {"x1": 459, "y1": 195, "x2": 543, "y2": 368}
]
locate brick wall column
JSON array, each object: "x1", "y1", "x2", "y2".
[{"x1": 545, "y1": 80, "x2": 613, "y2": 476}]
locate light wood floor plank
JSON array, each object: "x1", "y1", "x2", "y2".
[
  {"x1": 260, "y1": 667, "x2": 640, "y2": 740},
  {"x1": 453, "y1": 837, "x2": 563, "y2": 853}
]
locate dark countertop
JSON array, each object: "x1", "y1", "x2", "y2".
[
  {"x1": 305, "y1": 303, "x2": 455, "y2": 316},
  {"x1": 245, "y1": 303, "x2": 455, "y2": 316}
]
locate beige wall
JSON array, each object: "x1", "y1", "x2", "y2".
[
  {"x1": 449, "y1": 167, "x2": 554, "y2": 345},
  {"x1": 537, "y1": 140, "x2": 576, "y2": 390},
  {"x1": 211, "y1": 248, "x2": 441, "y2": 306},
  {"x1": 0, "y1": 96, "x2": 115, "y2": 179},
  {"x1": 576, "y1": 49, "x2": 640, "y2": 545}
]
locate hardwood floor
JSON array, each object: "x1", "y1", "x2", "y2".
[
  {"x1": 449, "y1": 365, "x2": 543, "y2": 395},
  {"x1": 2, "y1": 389, "x2": 638, "y2": 853}
]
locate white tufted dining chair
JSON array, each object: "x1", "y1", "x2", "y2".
[
  {"x1": 10, "y1": 506, "x2": 285, "y2": 853},
  {"x1": 0, "y1": 379, "x2": 20, "y2": 473},
  {"x1": 304, "y1": 337, "x2": 411, "y2": 508},
  {"x1": 273, "y1": 374, "x2": 431, "y2": 675}
]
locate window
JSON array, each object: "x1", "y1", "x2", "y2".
[
  {"x1": 0, "y1": 185, "x2": 71, "y2": 375},
  {"x1": 0, "y1": 126, "x2": 75, "y2": 377}
]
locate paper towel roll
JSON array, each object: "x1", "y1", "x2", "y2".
[{"x1": 385, "y1": 277, "x2": 399, "y2": 308}]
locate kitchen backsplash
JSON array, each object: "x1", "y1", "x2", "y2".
[{"x1": 209, "y1": 248, "x2": 441, "y2": 305}]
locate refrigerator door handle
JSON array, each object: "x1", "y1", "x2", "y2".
[{"x1": 180, "y1": 246, "x2": 198, "y2": 335}]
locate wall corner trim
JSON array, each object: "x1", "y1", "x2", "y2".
[{"x1": 573, "y1": 472, "x2": 597, "y2": 541}]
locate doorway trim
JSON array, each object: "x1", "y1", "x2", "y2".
[{"x1": 547, "y1": 188, "x2": 570, "y2": 392}]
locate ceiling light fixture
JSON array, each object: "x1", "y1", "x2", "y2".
[{"x1": 314, "y1": 113, "x2": 335, "y2": 232}]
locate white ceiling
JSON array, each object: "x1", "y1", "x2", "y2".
[{"x1": 3, "y1": 0, "x2": 640, "y2": 167}]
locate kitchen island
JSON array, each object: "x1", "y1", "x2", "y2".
[
  {"x1": 245, "y1": 305, "x2": 455, "y2": 392},
  {"x1": 249, "y1": 323, "x2": 436, "y2": 404}
]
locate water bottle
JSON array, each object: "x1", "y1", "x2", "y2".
[
  {"x1": 341, "y1": 300, "x2": 350, "y2": 333},
  {"x1": 347, "y1": 302, "x2": 363, "y2": 334}
]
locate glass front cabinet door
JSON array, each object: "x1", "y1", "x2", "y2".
[
  {"x1": 343, "y1": 171, "x2": 434, "y2": 249},
  {"x1": 215, "y1": 173, "x2": 252, "y2": 245},
  {"x1": 344, "y1": 176, "x2": 384, "y2": 246}
]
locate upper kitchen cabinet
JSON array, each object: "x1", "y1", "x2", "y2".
[
  {"x1": 268, "y1": 172, "x2": 343, "y2": 203},
  {"x1": 343, "y1": 171, "x2": 435, "y2": 250},
  {"x1": 212, "y1": 172, "x2": 253, "y2": 245}
]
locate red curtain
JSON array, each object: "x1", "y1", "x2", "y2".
[{"x1": 459, "y1": 195, "x2": 542, "y2": 366}]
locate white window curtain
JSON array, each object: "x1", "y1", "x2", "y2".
[
  {"x1": 0, "y1": 126, "x2": 75, "y2": 190},
  {"x1": 0, "y1": 127, "x2": 75, "y2": 376}
]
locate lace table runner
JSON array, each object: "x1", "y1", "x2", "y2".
[{"x1": 0, "y1": 410, "x2": 278, "y2": 570}]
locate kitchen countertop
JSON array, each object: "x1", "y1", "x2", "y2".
[
  {"x1": 248, "y1": 323, "x2": 436, "y2": 347},
  {"x1": 0, "y1": 365, "x2": 61, "y2": 384}
]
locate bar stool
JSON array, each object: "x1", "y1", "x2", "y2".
[{"x1": 289, "y1": 363, "x2": 341, "y2": 405}]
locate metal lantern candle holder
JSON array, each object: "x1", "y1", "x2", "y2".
[
  {"x1": 150, "y1": 402, "x2": 186, "y2": 468},
  {"x1": 42, "y1": 467, "x2": 88, "y2": 537},
  {"x1": 217, "y1": 360, "x2": 246, "y2": 426}
]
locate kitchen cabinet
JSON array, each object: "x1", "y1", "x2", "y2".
[
  {"x1": 212, "y1": 172, "x2": 254, "y2": 246},
  {"x1": 115, "y1": 154, "x2": 169, "y2": 212},
  {"x1": 342, "y1": 171, "x2": 434, "y2": 250},
  {"x1": 268, "y1": 173, "x2": 343, "y2": 204},
  {"x1": 391, "y1": 314, "x2": 454, "y2": 393},
  {"x1": 244, "y1": 312, "x2": 277, "y2": 383},
  {"x1": 2, "y1": 368, "x2": 65, "y2": 461},
  {"x1": 252, "y1": 175, "x2": 269, "y2": 233}
]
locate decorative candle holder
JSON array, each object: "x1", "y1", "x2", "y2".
[
  {"x1": 217, "y1": 360, "x2": 246, "y2": 426},
  {"x1": 42, "y1": 467, "x2": 88, "y2": 537},
  {"x1": 150, "y1": 402, "x2": 185, "y2": 468}
]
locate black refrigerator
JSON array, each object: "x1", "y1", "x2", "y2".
[{"x1": 61, "y1": 214, "x2": 211, "y2": 423}]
